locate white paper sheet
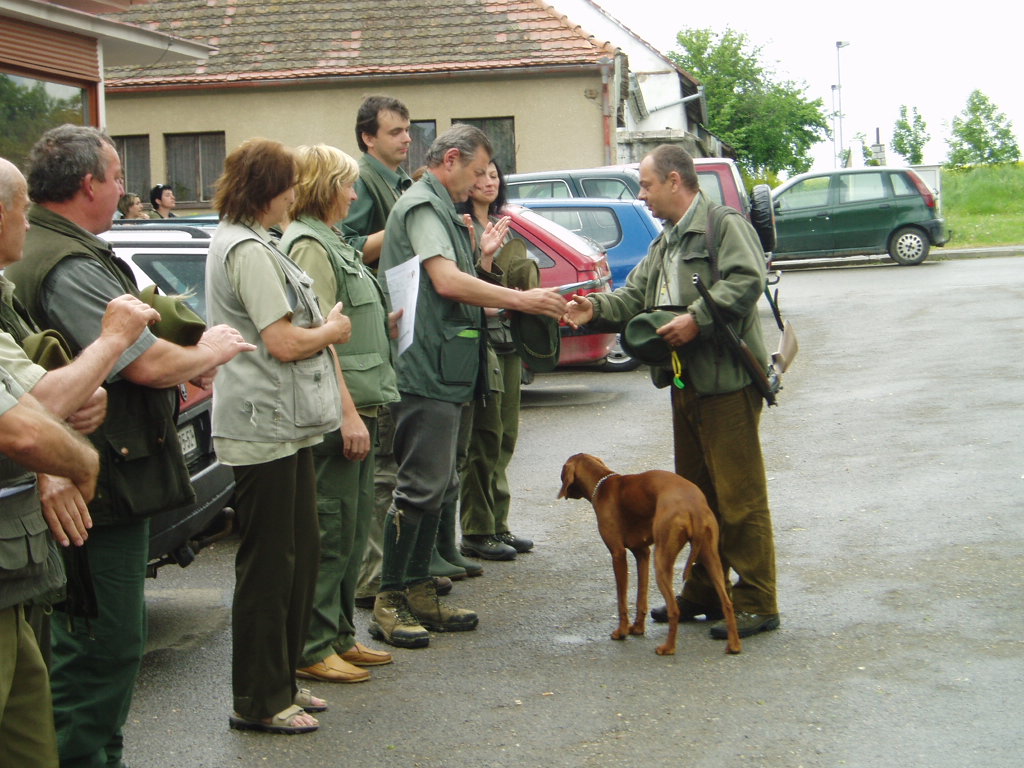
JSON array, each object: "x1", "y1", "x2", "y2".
[{"x1": 384, "y1": 257, "x2": 420, "y2": 355}]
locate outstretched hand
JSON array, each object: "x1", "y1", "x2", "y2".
[
  {"x1": 562, "y1": 294, "x2": 595, "y2": 329},
  {"x1": 198, "y1": 324, "x2": 258, "y2": 365}
]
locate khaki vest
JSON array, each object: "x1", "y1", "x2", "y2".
[{"x1": 205, "y1": 220, "x2": 341, "y2": 443}]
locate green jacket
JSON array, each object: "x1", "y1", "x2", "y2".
[
  {"x1": 8, "y1": 206, "x2": 194, "y2": 525},
  {"x1": 280, "y1": 216, "x2": 399, "y2": 409},
  {"x1": 378, "y1": 171, "x2": 486, "y2": 403},
  {"x1": 588, "y1": 192, "x2": 768, "y2": 396},
  {"x1": 341, "y1": 153, "x2": 411, "y2": 253}
]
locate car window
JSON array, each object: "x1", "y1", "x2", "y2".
[
  {"x1": 697, "y1": 170, "x2": 725, "y2": 205},
  {"x1": 508, "y1": 232, "x2": 555, "y2": 269},
  {"x1": 129, "y1": 252, "x2": 208, "y2": 319},
  {"x1": 777, "y1": 176, "x2": 830, "y2": 211},
  {"x1": 890, "y1": 172, "x2": 916, "y2": 197},
  {"x1": 580, "y1": 178, "x2": 634, "y2": 200},
  {"x1": 529, "y1": 207, "x2": 622, "y2": 250},
  {"x1": 838, "y1": 172, "x2": 886, "y2": 204},
  {"x1": 507, "y1": 180, "x2": 571, "y2": 199}
]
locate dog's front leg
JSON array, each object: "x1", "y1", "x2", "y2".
[
  {"x1": 608, "y1": 547, "x2": 631, "y2": 640},
  {"x1": 631, "y1": 546, "x2": 650, "y2": 636}
]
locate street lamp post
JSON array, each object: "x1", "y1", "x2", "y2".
[
  {"x1": 836, "y1": 41, "x2": 850, "y2": 166},
  {"x1": 831, "y1": 84, "x2": 839, "y2": 167}
]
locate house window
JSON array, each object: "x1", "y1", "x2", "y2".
[
  {"x1": 165, "y1": 132, "x2": 226, "y2": 204},
  {"x1": 405, "y1": 120, "x2": 436, "y2": 176},
  {"x1": 0, "y1": 72, "x2": 89, "y2": 167},
  {"x1": 112, "y1": 135, "x2": 151, "y2": 200},
  {"x1": 453, "y1": 117, "x2": 516, "y2": 173}
]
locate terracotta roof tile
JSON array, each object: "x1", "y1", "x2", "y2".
[{"x1": 104, "y1": 0, "x2": 618, "y2": 88}]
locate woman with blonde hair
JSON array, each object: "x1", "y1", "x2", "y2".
[
  {"x1": 281, "y1": 144, "x2": 400, "y2": 684},
  {"x1": 206, "y1": 138, "x2": 352, "y2": 735}
]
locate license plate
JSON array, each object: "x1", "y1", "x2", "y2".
[{"x1": 178, "y1": 423, "x2": 198, "y2": 457}]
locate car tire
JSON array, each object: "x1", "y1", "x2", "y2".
[
  {"x1": 601, "y1": 335, "x2": 642, "y2": 372},
  {"x1": 749, "y1": 184, "x2": 777, "y2": 253},
  {"x1": 888, "y1": 227, "x2": 929, "y2": 266}
]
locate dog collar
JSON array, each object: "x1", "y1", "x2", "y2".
[{"x1": 591, "y1": 472, "x2": 617, "y2": 501}]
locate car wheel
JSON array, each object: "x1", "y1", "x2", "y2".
[
  {"x1": 888, "y1": 227, "x2": 929, "y2": 265},
  {"x1": 601, "y1": 335, "x2": 642, "y2": 372},
  {"x1": 749, "y1": 184, "x2": 777, "y2": 253}
]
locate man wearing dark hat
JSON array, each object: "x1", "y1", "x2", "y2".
[
  {"x1": 148, "y1": 183, "x2": 176, "y2": 218},
  {"x1": 564, "y1": 143, "x2": 780, "y2": 641},
  {"x1": 373, "y1": 124, "x2": 565, "y2": 648}
]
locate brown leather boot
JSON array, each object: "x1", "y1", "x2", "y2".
[
  {"x1": 405, "y1": 579, "x2": 478, "y2": 632},
  {"x1": 368, "y1": 590, "x2": 429, "y2": 648}
]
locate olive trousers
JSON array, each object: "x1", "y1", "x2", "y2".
[
  {"x1": 459, "y1": 353, "x2": 522, "y2": 536},
  {"x1": 0, "y1": 605, "x2": 58, "y2": 768},
  {"x1": 671, "y1": 384, "x2": 779, "y2": 616},
  {"x1": 301, "y1": 420, "x2": 377, "y2": 666}
]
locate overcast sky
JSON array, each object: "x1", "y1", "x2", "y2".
[{"x1": 565, "y1": 0, "x2": 1021, "y2": 170}]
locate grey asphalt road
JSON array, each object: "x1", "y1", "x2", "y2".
[{"x1": 124, "y1": 255, "x2": 1024, "y2": 768}]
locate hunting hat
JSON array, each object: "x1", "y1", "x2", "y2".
[
  {"x1": 495, "y1": 239, "x2": 539, "y2": 291},
  {"x1": 621, "y1": 308, "x2": 683, "y2": 366},
  {"x1": 139, "y1": 285, "x2": 206, "y2": 346},
  {"x1": 22, "y1": 329, "x2": 72, "y2": 371},
  {"x1": 511, "y1": 312, "x2": 560, "y2": 373}
]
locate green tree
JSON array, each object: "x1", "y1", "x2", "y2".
[
  {"x1": 0, "y1": 75, "x2": 82, "y2": 168},
  {"x1": 668, "y1": 28, "x2": 829, "y2": 177},
  {"x1": 946, "y1": 90, "x2": 1020, "y2": 167},
  {"x1": 891, "y1": 105, "x2": 929, "y2": 165}
]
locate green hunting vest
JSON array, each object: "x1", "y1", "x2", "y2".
[
  {"x1": 378, "y1": 172, "x2": 486, "y2": 404},
  {"x1": 8, "y1": 206, "x2": 194, "y2": 526}
]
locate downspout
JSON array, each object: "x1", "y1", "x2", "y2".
[{"x1": 599, "y1": 57, "x2": 613, "y2": 166}]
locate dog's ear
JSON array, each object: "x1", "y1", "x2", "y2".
[{"x1": 557, "y1": 461, "x2": 576, "y2": 499}]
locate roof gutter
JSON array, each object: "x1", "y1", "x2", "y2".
[
  {"x1": 1, "y1": 0, "x2": 214, "y2": 66},
  {"x1": 105, "y1": 61, "x2": 612, "y2": 93},
  {"x1": 599, "y1": 56, "x2": 614, "y2": 165}
]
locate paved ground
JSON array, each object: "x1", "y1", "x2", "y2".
[{"x1": 124, "y1": 255, "x2": 1023, "y2": 768}]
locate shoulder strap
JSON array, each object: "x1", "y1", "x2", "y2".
[{"x1": 704, "y1": 204, "x2": 722, "y2": 283}]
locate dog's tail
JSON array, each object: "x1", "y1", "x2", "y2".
[{"x1": 682, "y1": 540, "x2": 700, "y2": 581}]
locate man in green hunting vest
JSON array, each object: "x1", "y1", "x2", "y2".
[{"x1": 6, "y1": 125, "x2": 254, "y2": 768}]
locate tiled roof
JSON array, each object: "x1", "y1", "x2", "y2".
[{"x1": 103, "y1": 0, "x2": 619, "y2": 88}]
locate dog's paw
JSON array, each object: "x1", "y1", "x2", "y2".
[
  {"x1": 628, "y1": 623, "x2": 646, "y2": 636},
  {"x1": 610, "y1": 628, "x2": 628, "y2": 641},
  {"x1": 655, "y1": 644, "x2": 676, "y2": 656}
]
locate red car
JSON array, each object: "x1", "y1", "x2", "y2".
[{"x1": 504, "y1": 204, "x2": 615, "y2": 369}]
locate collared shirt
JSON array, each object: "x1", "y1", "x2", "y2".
[
  {"x1": 656, "y1": 192, "x2": 701, "y2": 307},
  {"x1": 341, "y1": 153, "x2": 412, "y2": 251}
]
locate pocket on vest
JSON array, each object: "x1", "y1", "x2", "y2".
[
  {"x1": 291, "y1": 353, "x2": 341, "y2": 428},
  {"x1": 439, "y1": 327, "x2": 479, "y2": 386}
]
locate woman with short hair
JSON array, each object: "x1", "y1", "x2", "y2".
[
  {"x1": 281, "y1": 144, "x2": 400, "y2": 684},
  {"x1": 205, "y1": 138, "x2": 352, "y2": 735}
]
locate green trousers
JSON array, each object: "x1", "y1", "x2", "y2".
[
  {"x1": 355, "y1": 408, "x2": 396, "y2": 600},
  {"x1": 459, "y1": 353, "x2": 522, "y2": 536},
  {"x1": 0, "y1": 605, "x2": 58, "y2": 768},
  {"x1": 671, "y1": 384, "x2": 778, "y2": 615},
  {"x1": 301, "y1": 421, "x2": 377, "y2": 666},
  {"x1": 232, "y1": 449, "x2": 319, "y2": 720},
  {"x1": 51, "y1": 518, "x2": 148, "y2": 768}
]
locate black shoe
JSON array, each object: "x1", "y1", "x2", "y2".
[
  {"x1": 494, "y1": 531, "x2": 534, "y2": 553},
  {"x1": 460, "y1": 534, "x2": 517, "y2": 561},
  {"x1": 709, "y1": 612, "x2": 780, "y2": 639},
  {"x1": 650, "y1": 596, "x2": 725, "y2": 624}
]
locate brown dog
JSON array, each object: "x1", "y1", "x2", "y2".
[{"x1": 558, "y1": 453, "x2": 741, "y2": 655}]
